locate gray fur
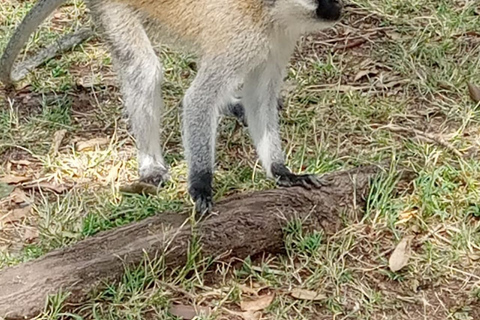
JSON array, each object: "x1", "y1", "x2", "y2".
[
  {"x1": 90, "y1": 2, "x2": 170, "y2": 185},
  {"x1": 85, "y1": 0, "x2": 343, "y2": 214}
]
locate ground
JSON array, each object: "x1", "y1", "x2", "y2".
[{"x1": 0, "y1": 0, "x2": 480, "y2": 319}]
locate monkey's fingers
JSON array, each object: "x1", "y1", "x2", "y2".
[
  {"x1": 195, "y1": 195, "x2": 213, "y2": 216},
  {"x1": 277, "y1": 173, "x2": 333, "y2": 189},
  {"x1": 139, "y1": 168, "x2": 170, "y2": 187},
  {"x1": 304, "y1": 174, "x2": 334, "y2": 188}
]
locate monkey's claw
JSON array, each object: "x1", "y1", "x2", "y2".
[
  {"x1": 194, "y1": 194, "x2": 213, "y2": 216},
  {"x1": 139, "y1": 167, "x2": 170, "y2": 187},
  {"x1": 189, "y1": 171, "x2": 214, "y2": 216}
]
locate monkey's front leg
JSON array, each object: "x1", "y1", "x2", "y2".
[
  {"x1": 182, "y1": 66, "x2": 233, "y2": 215},
  {"x1": 243, "y1": 61, "x2": 331, "y2": 189}
]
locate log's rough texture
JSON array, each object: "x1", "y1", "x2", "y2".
[{"x1": 0, "y1": 165, "x2": 383, "y2": 320}]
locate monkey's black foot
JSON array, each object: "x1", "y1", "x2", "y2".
[
  {"x1": 189, "y1": 170, "x2": 213, "y2": 216},
  {"x1": 271, "y1": 163, "x2": 332, "y2": 190},
  {"x1": 193, "y1": 193, "x2": 213, "y2": 216},
  {"x1": 139, "y1": 166, "x2": 170, "y2": 187}
]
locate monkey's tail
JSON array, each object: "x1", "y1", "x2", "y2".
[{"x1": 0, "y1": 0, "x2": 66, "y2": 87}]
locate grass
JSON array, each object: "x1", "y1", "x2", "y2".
[{"x1": 1, "y1": 0, "x2": 480, "y2": 319}]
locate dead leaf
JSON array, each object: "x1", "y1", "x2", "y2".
[
  {"x1": 9, "y1": 188, "x2": 31, "y2": 204},
  {"x1": 468, "y1": 83, "x2": 480, "y2": 103},
  {"x1": 240, "y1": 294, "x2": 275, "y2": 312},
  {"x1": 106, "y1": 162, "x2": 122, "y2": 183},
  {"x1": 76, "y1": 137, "x2": 110, "y2": 151},
  {"x1": 243, "y1": 311, "x2": 262, "y2": 320},
  {"x1": 23, "y1": 227, "x2": 39, "y2": 242},
  {"x1": 469, "y1": 254, "x2": 480, "y2": 261},
  {"x1": 51, "y1": 129, "x2": 67, "y2": 156},
  {"x1": 0, "y1": 175, "x2": 31, "y2": 184},
  {"x1": 22, "y1": 182, "x2": 71, "y2": 194},
  {"x1": 387, "y1": 31, "x2": 402, "y2": 41},
  {"x1": 224, "y1": 308, "x2": 262, "y2": 320},
  {"x1": 10, "y1": 159, "x2": 33, "y2": 166},
  {"x1": 1, "y1": 205, "x2": 32, "y2": 223},
  {"x1": 290, "y1": 288, "x2": 327, "y2": 301},
  {"x1": 169, "y1": 304, "x2": 211, "y2": 320},
  {"x1": 239, "y1": 284, "x2": 262, "y2": 296},
  {"x1": 389, "y1": 235, "x2": 414, "y2": 272},
  {"x1": 396, "y1": 209, "x2": 418, "y2": 224},
  {"x1": 353, "y1": 69, "x2": 379, "y2": 82},
  {"x1": 438, "y1": 81, "x2": 453, "y2": 90}
]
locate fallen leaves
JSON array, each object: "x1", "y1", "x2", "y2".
[
  {"x1": 238, "y1": 284, "x2": 265, "y2": 296},
  {"x1": 8, "y1": 188, "x2": 31, "y2": 204},
  {"x1": 76, "y1": 137, "x2": 110, "y2": 151},
  {"x1": 389, "y1": 235, "x2": 415, "y2": 272},
  {"x1": 222, "y1": 287, "x2": 275, "y2": 320},
  {"x1": 0, "y1": 175, "x2": 31, "y2": 184},
  {"x1": 290, "y1": 288, "x2": 326, "y2": 301},
  {"x1": 468, "y1": 82, "x2": 480, "y2": 103},
  {"x1": 169, "y1": 304, "x2": 211, "y2": 320},
  {"x1": 1, "y1": 205, "x2": 32, "y2": 223},
  {"x1": 1, "y1": 172, "x2": 71, "y2": 195},
  {"x1": 23, "y1": 227, "x2": 39, "y2": 242},
  {"x1": 396, "y1": 208, "x2": 418, "y2": 225},
  {"x1": 51, "y1": 129, "x2": 67, "y2": 156},
  {"x1": 224, "y1": 309, "x2": 262, "y2": 320},
  {"x1": 240, "y1": 293, "x2": 275, "y2": 312},
  {"x1": 353, "y1": 69, "x2": 379, "y2": 82},
  {"x1": 21, "y1": 182, "x2": 71, "y2": 194}
]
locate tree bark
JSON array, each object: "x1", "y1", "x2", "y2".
[{"x1": 0, "y1": 165, "x2": 387, "y2": 319}]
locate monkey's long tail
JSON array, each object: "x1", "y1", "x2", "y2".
[{"x1": 0, "y1": 0, "x2": 66, "y2": 86}]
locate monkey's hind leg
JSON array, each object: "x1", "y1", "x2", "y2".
[
  {"x1": 91, "y1": 2, "x2": 170, "y2": 186},
  {"x1": 242, "y1": 60, "x2": 331, "y2": 189}
]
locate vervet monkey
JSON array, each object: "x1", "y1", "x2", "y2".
[
  {"x1": 0, "y1": 0, "x2": 283, "y2": 119},
  {"x1": 2, "y1": 0, "x2": 343, "y2": 215}
]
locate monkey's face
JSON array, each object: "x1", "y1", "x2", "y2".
[
  {"x1": 314, "y1": 0, "x2": 343, "y2": 21},
  {"x1": 271, "y1": 0, "x2": 343, "y2": 33}
]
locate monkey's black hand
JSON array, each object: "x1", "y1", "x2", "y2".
[
  {"x1": 189, "y1": 171, "x2": 213, "y2": 216},
  {"x1": 194, "y1": 194, "x2": 213, "y2": 216},
  {"x1": 271, "y1": 163, "x2": 332, "y2": 189}
]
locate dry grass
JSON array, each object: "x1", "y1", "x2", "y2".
[{"x1": 1, "y1": 0, "x2": 480, "y2": 319}]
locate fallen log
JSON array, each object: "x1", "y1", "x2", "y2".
[{"x1": 0, "y1": 165, "x2": 390, "y2": 319}]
